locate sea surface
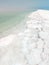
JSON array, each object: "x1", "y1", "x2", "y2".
[{"x1": 0, "y1": 11, "x2": 32, "y2": 37}]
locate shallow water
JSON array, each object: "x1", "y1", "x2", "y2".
[{"x1": 0, "y1": 11, "x2": 31, "y2": 37}]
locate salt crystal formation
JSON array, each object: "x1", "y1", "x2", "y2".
[{"x1": 0, "y1": 10, "x2": 49, "y2": 65}]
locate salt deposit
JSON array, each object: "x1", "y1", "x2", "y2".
[
  {"x1": 0, "y1": 34, "x2": 16, "y2": 46},
  {"x1": 0, "y1": 10, "x2": 49, "y2": 65}
]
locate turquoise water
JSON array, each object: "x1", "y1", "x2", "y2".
[{"x1": 0, "y1": 11, "x2": 30, "y2": 33}]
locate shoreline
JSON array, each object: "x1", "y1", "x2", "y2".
[{"x1": 0, "y1": 17, "x2": 26, "y2": 47}]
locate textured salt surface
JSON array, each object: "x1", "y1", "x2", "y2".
[
  {"x1": 0, "y1": 34, "x2": 16, "y2": 46},
  {"x1": 0, "y1": 10, "x2": 49, "y2": 65}
]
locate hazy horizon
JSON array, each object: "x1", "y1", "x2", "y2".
[{"x1": 0, "y1": 0, "x2": 49, "y2": 12}]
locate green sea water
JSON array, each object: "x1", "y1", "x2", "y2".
[{"x1": 0, "y1": 11, "x2": 32, "y2": 37}]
